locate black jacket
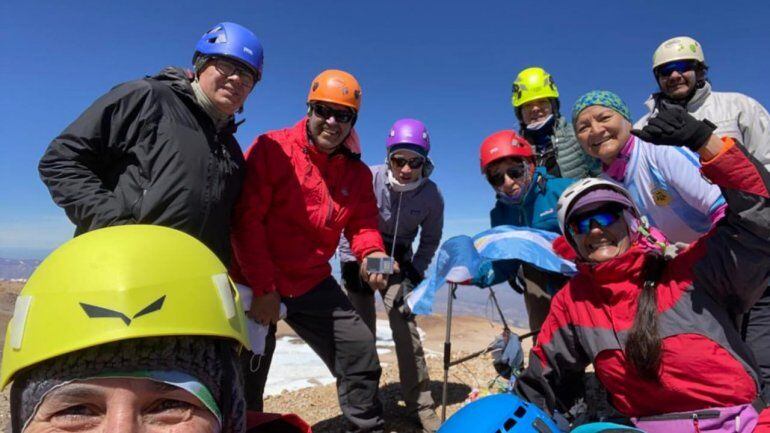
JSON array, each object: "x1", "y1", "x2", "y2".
[{"x1": 39, "y1": 67, "x2": 245, "y2": 266}]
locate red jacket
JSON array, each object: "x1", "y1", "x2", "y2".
[
  {"x1": 517, "y1": 139, "x2": 770, "y2": 417},
  {"x1": 231, "y1": 119, "x2": 384, "y2": 297}
]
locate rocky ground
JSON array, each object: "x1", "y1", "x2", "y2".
[{"x1": 266, "y1": 314, "x2": 528, "y2": 433}]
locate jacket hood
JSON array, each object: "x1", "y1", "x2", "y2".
[
  {"x1": 148, "y1": 67, "x2": 239, "y2": 134},
  {"x1": 150, "y1": 66, "x2": 196, "y2": 98}
]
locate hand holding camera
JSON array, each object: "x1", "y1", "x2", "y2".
[{"x1": 361, "y1": 251, "x2": 400, "y2": 291}]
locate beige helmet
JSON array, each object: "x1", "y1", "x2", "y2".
[{"x1": 652, "y1": 36, "x2": 706, "y2": 69}]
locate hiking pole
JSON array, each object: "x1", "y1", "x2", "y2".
[
  {"x1": 487, "y1": 286, "x2": 510, "y2": 333},
  {"x1": 447, "y1": 329, "x2": 540, "y2": 367},
  {"x1": 441, "y1": 282, "x2": 457, "y2": 422}
]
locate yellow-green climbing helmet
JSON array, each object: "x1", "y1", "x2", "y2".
[
  {"x1": 511, "y1": 67, "x2": 560, "y2": 108},
  {"x1": 0, "y1": 225, "x2": 249, "y2": 389}
]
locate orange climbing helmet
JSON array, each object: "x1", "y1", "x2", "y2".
[{"x1": 307, "y1": 69, "x2": 362, "y2": 111}]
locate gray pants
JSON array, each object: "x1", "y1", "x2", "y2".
[
  {"x1": 241, "y1": 276, "x2": 384, "y2": 433},
  {"x1": 342, "y1": 262, "x2": 435, "y2": 414},
  {"x1": 520, "y1": 264, "x2": 569, "y2": 341}
]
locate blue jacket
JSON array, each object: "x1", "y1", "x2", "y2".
[{"x1": 490, "y1": 167, "x2": 574, "y2": 233}]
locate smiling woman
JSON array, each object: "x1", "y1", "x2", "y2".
[
  {"x1": 516, "y1": 127, "x2": 770, "y2": 432},
  {"x1": 571, "y1": 90, "x2": 725, "y2": 244}
]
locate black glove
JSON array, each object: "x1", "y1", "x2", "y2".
[
  {"x1": 631, "y1": 101, "x2": 717, "y2": 152},
  {"x1": 401, "y1": 261, "x2": 424, "y2": 286}
]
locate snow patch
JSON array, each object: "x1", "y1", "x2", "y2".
[{"x1": 264, "y1": 319, "x2": 427, "y2": 395}]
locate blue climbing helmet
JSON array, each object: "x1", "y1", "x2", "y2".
[
  {"x1": 193, "y1": 22, "x2": 264, "y2": 82},
  {"x1": 438, "y1": 394, "x2": 562, "y2": 433},
  {"x1": 571, "y1": 422, "x2": 644, "y2": 433}
]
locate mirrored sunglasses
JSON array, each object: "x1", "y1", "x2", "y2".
[
  {"x1": 568, "y1": 210, "x2": 622, "y2": 235},
  {"x1": 656, "y1": 60, "x2": 697, "y2": 78}
]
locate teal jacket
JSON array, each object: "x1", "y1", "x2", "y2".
[{"x1": 490, "y1": 167, "x2": 575, "y2": 233}]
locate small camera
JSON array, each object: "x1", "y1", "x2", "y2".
[{"x1": 366, "y1": 257, "x2": 395, "y2": 275}]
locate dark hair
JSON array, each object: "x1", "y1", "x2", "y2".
[{"x1": 625, "y1": 254, "x2": 666, "y2": 381}]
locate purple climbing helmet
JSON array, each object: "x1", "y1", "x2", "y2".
[{"x1": 386, "y1": 118, "x2": 430, "y2": 157}]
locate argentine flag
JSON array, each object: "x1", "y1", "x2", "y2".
[{"x1": 406, "y1": 225, "x2": 577, "y2": 315}]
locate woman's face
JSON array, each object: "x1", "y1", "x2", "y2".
[
  {"x1": 24, "y1": 377, "x2": 220, "y2": 433},
  {"x1": 486, "y1": 157, "x2": 534, "y2": 200},
  {"x1": 574, "y1": 106, "x2": 632, "y2": 165},
  {"x1": 521, "y1": 98, "x2": 553, "y2": 125},
  {"x1": 570, "y1": 206, "x2": 632, "y2": 263},
  {"x1": 388, "y1": 149, "x2": 424, "y2": 184}
]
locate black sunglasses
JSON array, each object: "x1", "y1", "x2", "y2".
[
  {"x1": 310, "y1": 104, "x2": 356, "y2": 124},
  {"x1": 486, "y1": 165, "x2": 528, "y2": 187},
  {"x1": 655, "y1": 60, "x2": 697, "y2": 78},
  {"x1": 390, "y1": 155, "x2": 425, "y2": 169},
  {"x1": 212, "y1": 58, "x2": 257, "y2": 88}
]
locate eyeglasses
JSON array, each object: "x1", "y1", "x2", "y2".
[
  {"x1": 568, "y1": 210, "x2": 622, "y2": 235},
  {"x1": 390, "y1": 155, "x2": 425, "y2": 169},
  {"x1": 212, "y1": 58, "x2": 257, "y2": 88},
  {"x1": 310, "y1": 104, "x2": 356, "y2": 124},
  {"x1": 655, "y1": 60, "x2": 697, "y2": 78},
  {"x1": 486, "y1": 165, "x2": 528, "y2": 187}
]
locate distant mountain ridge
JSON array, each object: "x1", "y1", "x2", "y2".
[{"x1": 0, "y1": 258, "x2": 41, "y2": 280}]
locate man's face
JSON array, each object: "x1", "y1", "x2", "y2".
[
  {"x1": 521, "y1": 98, "x2": 554, "y2": 125},
  {"x1": 307, "y1": 102, "x2": 355, "y2": 153},
  {"x1": 655, "y1": 61, "x2": 702, "y2": 100},
  {"x1": 198, "y1": 57, "x2": 255, "y2": 115},
  {"x1": 24, "y1": 377, "x2": 221, "y2": 433}
]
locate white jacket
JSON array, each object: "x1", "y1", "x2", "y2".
[{"x1": 635, "y1": 82, "x2": 770, "y2": 170}]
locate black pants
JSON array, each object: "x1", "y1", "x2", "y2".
[
  {"x1": 241, "y1": 277, "x2": 384, "y2": 433},
  {"x1": 742, "y1": 286, "x2": 770, "y2": 401}
]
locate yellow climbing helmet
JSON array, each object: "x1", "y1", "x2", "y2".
[
  {"x1": 0, "y1": 225, "x2": 249, "y2": 389},
  {"x1": 511, "y1": 67, "x2": 560, "y2": 108}
]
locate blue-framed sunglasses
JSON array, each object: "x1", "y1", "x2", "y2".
[
  {"x1": 568, "y1": 210, "x2": 622, "y2": 235},
  {"x1": 655, "y1": 60, "x2": 698, "y2": 78}
]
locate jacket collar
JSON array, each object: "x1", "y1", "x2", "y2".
[
  {"x1": 495, "y1": 167, "x2": 545, "y2": 207},
  {"x1": 296, "y1": 118, "x2": 359, "y2": 161},
  {"x1": 645, "y1": 82, "x2": 712, "y2": 113},
  {"x1": 150, "y1": 66, "x2": 238, "y2": 134},
  {"x1": 576, "y1": 244, "x2": 649, "y2": 301}
]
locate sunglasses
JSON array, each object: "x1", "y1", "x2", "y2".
[
  {"x1": 486, "y1": 165, "x2": 528, "y2": 188},
  {"x1": 212, "y1": 58, "x2": 257, "y2": 88},
  {"x1": 310, "y1": 104, "x2": 356, "y2": 124},
  {"x1": 390, "y1": 155, "x2": 425, "y2": 169},
  {"x1": 568, "y1": 210, "x2": 622, "y2": 235},
  {"x1": 655, "y1": 60, "x2": 697, "y2": 78}
]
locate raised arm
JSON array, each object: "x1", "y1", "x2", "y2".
[{"x1": 634, "y1": 104, "x2": 770, "y2": 313}]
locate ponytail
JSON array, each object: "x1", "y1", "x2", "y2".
[{"x1": 625, "y1": 254, "x2": 666, "y2": 381}]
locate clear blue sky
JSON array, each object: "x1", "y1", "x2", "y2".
[{"x1": 2, "y1": 0, "x2": 769, "y2": 259}]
